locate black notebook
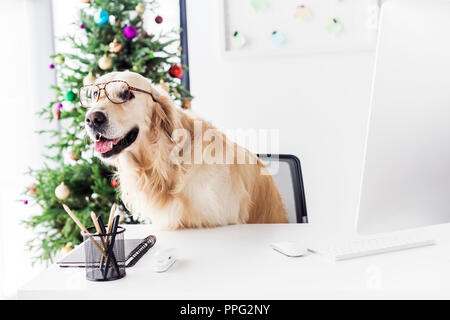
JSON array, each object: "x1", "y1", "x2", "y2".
[{"x1": 57, "y1": 235, "x2": 156, "y2": 268}]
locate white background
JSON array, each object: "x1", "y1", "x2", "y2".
[
  {"x1": 187, "y1": 0, "x2": 375, "y2": 232},
  {"x1": 0, "y1": 0, "x2": 376, "y2": 298}
]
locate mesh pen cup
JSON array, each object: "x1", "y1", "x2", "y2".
[{"x1": 82, "y1": 226, "x2": 126, "y2": 281}]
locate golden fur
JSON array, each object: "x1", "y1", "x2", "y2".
[{"x1": 86, "y1": 71, "x2": 287, "y2": 229}]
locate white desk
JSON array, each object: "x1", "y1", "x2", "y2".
[{"x1": 17, "y1": 223, "x2": 450, "y2": 299}]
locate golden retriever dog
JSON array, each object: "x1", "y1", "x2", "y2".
[{"x1": 83, "y1": 71, "x2": 287, "y2": 229}]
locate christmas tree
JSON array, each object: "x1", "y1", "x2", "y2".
[{"x1": 24, "y1": 0, "x2": 191, "y2": 262}]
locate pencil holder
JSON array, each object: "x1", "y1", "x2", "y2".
[{"x1": 82, "y1": 226, "x2": 126, "y2": 281}]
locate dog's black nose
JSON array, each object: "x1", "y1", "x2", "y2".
[{"x1": 86, "y1": 111, "x2": 107, "y2": 128}]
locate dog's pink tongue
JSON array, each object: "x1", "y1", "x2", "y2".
[
  {"x1": 95, "y1": 138, "x2": 121, "y2": 153},
  {"x1": 95, "y1": 140, "x2": 113, "y2": 153}
]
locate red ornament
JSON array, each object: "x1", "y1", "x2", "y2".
[
  {"x1": 169, "y1": 64, "x2": 183, "y2": 79},
  {"x1": 69, "y1": 150, "x2": 79, "y2": 161},
  {"x1": 111, "y1": 179, "x2": 119, "y2": 188},
  {"x1": 155, "y1": 15, "x2": 163, "y2": 24},
  {"x1": 29, "y1": 183, "x2": 37, "y2": 195}
]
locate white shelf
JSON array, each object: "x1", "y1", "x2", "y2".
[{"x1": 220, "y1": 0, "x2": 381, "y2": 59}]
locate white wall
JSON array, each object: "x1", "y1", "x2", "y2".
[
  {"x1": 0, "y1": 0, "x2": 55, "y2": 298},
  {"x1": 186, "y1": 0, "x2": 376, "y2": 232}
]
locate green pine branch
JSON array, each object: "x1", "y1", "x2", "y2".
[{"x1": 24, "y1": 0, "x2": 192, "y2": 263}]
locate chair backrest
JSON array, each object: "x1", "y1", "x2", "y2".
[{"x1": 258, "y1": 154, "x2": 308, "y2": 223}]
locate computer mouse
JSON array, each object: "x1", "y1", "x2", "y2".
[
  {"x1": 153, "y1": 248, "x2": 177, "y2": 272},
  {"x1": 270, "y1": 241, "x2": 308, "y2": 257}
]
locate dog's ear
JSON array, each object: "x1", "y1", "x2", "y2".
[{"x1": 147, "y1": 81, "x2": 180, "y2": 141}]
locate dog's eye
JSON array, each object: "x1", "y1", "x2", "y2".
[{"x1": 119, "y1": 89, "x2": 135, "y2": 101}]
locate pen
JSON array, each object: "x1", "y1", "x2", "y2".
[
  {"x1": 103, "y1": 215, "x2": 120, "y2": 280},
  {"x1": 97, "y1": 215, "x2": 120, "y2": 276}
]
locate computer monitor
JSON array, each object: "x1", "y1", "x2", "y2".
[{"x1": 357, "y1": 0, "x2": 450, "y2": 234}]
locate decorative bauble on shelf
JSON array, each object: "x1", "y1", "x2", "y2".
[
  {"x1": 325, "y1": 18, "x2": 343, "y2": 35},
  {"x1": 232, "y1": 31, "x2": 246, "y2": 48},
  {"x1": 271, "y1": 30, "x2": 286, "y2": 47},
  {"x1": 295, "y1": 5, "x2": 312, "y2": 21}
]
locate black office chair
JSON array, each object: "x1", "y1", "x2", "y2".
[{"x1": 257, "y1": 154, "x2": 308, "y2": 223}]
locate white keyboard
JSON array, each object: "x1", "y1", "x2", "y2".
[{"x1": 309, "y1": 235, "x2": 435, "y2": 262}]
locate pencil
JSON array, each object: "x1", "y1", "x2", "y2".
[
  {"x1": 107, "y1": 203, "x2": 116, "y2": 234},
  {"x1": 63, "y1": 204, "x2": 89, "y2": 233},
  {"x1": 62, "y1": 204, "x2": 106, "y2": 258},
  {"x1": 90, "y1": 211, "x2": 107, "y2": 244},
  {"x1": 90, "y1": 211, "x2": 108, "y2": 267},
  {"x1": 105, "y1": 203, "x2": 116, "y2": 247}
]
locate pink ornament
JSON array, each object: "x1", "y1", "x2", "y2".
[
  {"x1": 123, "y1": 25, "x2": 137, "y2": 39},
  {"x1": 79, "y1": 24, "x2": 84, "y2": 29},
  {"x1": 155, "y1": 15, "x2": 163, "y2": 24},
  {"x1": 49, "y1": 64, "x2": 55, "y2": 69},
  {"x1": 24, "y1": 200, "x2": 28, "y2": 205},
  {"x1": 57, "y1": 103, "x2": 63, "y2": 110}
]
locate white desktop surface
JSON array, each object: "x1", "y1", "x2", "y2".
[{"x1": 17, "y1": 223, "x2": 450, "y2": 299}]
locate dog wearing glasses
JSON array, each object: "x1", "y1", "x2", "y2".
[{"x1": 84, "y1": 71, "x2": 287, "y2": 229}]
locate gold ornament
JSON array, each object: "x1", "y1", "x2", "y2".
[
  {"x1": 136, "y1": 2, "x2": 145, "y2": 15},
  {"x1": 178, "y1": 45, "x2": 183, "y2": 52},
  {"x1": 83, "y1": 72, "x2": 96, "y2": 85},
  {"x1": 80, "y1": 0, "x2": 90, "y2": 3},
  {"x1": 61, "y1": 243, "x2": 74, "y2": 256},
  {"x1": 159, "y1": 79, "x2": 170, "y2": 93},
  {"x1": 182, "y1": 98, "x2": 191, "y2": 110},
  {"x1": 98, "y1": 54, "x2": 112, "y2": 70},
  {"x1": 55, "y1": 182, "x2": 70, "y2": 201},
  {"x1": 173, "y1": 89, "x2": 180, "y2": 98},
  {"x1": 108, "y1": 39, "x2": 122, "y2": 54}
]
